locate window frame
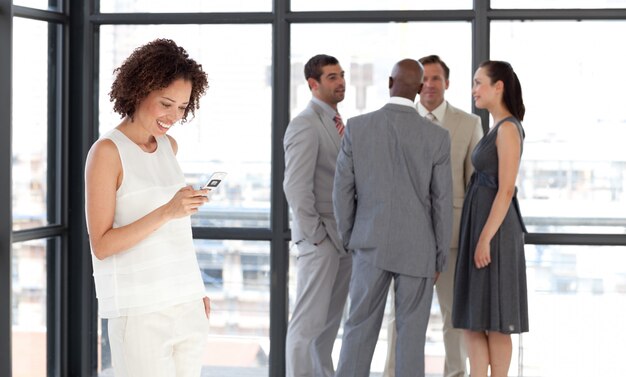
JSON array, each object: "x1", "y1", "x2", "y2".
[
  {"x1": 2, "y1": 2, "x2": 68, "y2": 376},
  {"x1": 2, "y1": 0, "x2": 626, "y2": 376}
]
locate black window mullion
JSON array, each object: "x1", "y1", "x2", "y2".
[
  {"x1": 46, "y1": 237, "x2": 61, "y2": 377},
  {"x1": 46, "y1": 15, "x2": 65, "y2": 376},
  {"x1": 0, "y1": 0, "x2": 13, "y2": 375},
  {"x1": 473, "y1": 0, "x2": 490, "y2": 130},
  {"x1": 270, "y1": 0, "x2": 291, "y2": 376},
  {"x1": 67, "y1": 0, "x2": 98, "y2": 376},
  {"x1": 47, "y1": 23, "x2": 62, "y2": 227}
]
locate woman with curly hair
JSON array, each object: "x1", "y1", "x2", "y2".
[{"x1": 85, "y1": 39, "x2": 210, "y2": 377}]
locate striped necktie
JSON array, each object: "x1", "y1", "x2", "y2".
[
  {"x1": 426, "y1": 112, "x2": 437, "y2": 122},
  {"x1": 334, "y1": 113, "x2": 345, "y2": 137}
]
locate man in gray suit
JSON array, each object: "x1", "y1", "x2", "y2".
[
  {"x1": 283, "y1": 54, "x2": 352, "y2": 377},
  {"x1": 384, "y1": 55, "x2": 483, "y2": 377},
  {"x1": 333, "y1": 59, "x2": 452, "y2": 377}
]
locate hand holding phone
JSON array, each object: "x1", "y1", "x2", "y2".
[{"x1": 202, "y1": 172, "x2": 227, "y2": 198}]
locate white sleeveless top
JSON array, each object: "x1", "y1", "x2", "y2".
[{"x1": 91, "y1": 129, "x2": 205, "y2": 318}]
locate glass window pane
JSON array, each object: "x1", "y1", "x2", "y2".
[
  {"x1": 291, "y1": 22, "x2": 472, "y2": 374},
  {"x1": 11, "y1": 239, "x2": 48, "y2": 377},
  {"x1": 200, "y1": 240, "x2": 270, "y2": 374},
  {"x1": 491, "y1": 21, "x2": 626, "y2": 234},
  {"x1": 12, "y1": 18, "x2": 52, "y2": 231},
  {"x1": 492, "y1": 0, "x2": 626, "y2": 9},
  {"x1": 99, "y1": 25, "x2": 272, "y2": 228},
  {"x1": 291, "y1": 22, "x2": 473, "y2": 130},
  {"x1": 523, "y1": 245, "x2": 626, "y2": 376},
  {"x1": 97, "y1": 240, "x2": 270, "y2": 376},
  {"x1": 291, "y1": 0, "x2": 470, "y2": 11},
  {"x1": 99, "y1": 0, "x2": 270, "y2": 13}
]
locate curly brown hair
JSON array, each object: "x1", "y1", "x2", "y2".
[{"x1": 109, "y1": 38, "x2": 209, "y2": 122}]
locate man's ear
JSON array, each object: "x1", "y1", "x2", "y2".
[
  {"x1": 417, "y1": 82, "x2": 424, "y2": 94},
  {"x1": 388, "y1": 76, "x2": 393, "y2": 89},
  {"x1": 307, "y1": 77, "x2": 319, "y2": 91}
]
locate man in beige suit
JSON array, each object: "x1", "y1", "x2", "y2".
[{"x1": 383, "y1": 55, "x2": 483, "y2": 377}]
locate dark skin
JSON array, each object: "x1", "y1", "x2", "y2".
[{"x1": 388, "y1": 59, "x2": 425, "y2": 101}]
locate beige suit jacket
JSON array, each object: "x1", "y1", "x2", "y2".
[{"x1": 437, "y1": 102, "x2": 483, "y2": 249}]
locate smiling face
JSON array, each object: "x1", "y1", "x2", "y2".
[
  {"x1": 133, "y1": 78, "x2": 192, "y2": 135},
  {"x1": 419, "y1": 62, "x2": 449, "y2": 111},
  {"x1": 472, "y1": 66, "x2": 501, "y2": 110},
  {"x1": 309, "y1": 64, "x2": 345, "y2": 109}
]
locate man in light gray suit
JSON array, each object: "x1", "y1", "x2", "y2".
[
  {"x1": 384, "y1": 55, "x2": 483, "y2": 377},
  {"x1": 283, "y1": 54, "x2": 352, "y2": 377},
  {"x1": 333, "y1": 59, "x2": 452, "y2": 377}
]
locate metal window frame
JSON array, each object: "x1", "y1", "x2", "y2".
[
  {"x1": 66, "y1": 0, "x2": 98, "y2": 375},
  {"x1": 2, "y1": 0, "x2": 626, "y2": 376},
  {"x1": 0, "y1": 1, "x2": 14, "y2": 376},
  {"x1": 1, "y1": 1, "x2": 69, "y2": 376}
]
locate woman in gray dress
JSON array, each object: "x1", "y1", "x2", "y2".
[{"x1": 452, "y1": 60, "x2": 528, "y2": 377}]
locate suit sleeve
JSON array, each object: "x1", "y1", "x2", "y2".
[
  {"x1": 332, "y1": 122, "x2": 356, "y2": 249},
  {"x1": 431, "y1": 132, "x2": 453, "y2": 272},
  {"x1": 464, "y1": 115, "x2": 484, "y2": 187},
  {"x1": 283, "y1": 117, "x2": 327, "y2": 245}
]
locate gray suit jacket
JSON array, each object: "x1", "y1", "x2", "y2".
[
  {"x1": 283, "y1": 100, "x2": 345, "y2": 253},
  {"x1": 439, "y1": 102, "x2": 483, "y2": 249},
  {"x1": 333, "y1": 103, "x2": 453, "y2": 278}
]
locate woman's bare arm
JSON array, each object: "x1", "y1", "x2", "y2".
[
  {"x1": 85, "y1": 138, "x2": 208, "y2": 260},
  {"x1": 474, "y1": 121, "x2": 522, "y2": 268}
]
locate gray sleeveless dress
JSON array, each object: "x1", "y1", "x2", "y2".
[{"x1": 452, "y1": 116, "x2": 529, "y2": 334}]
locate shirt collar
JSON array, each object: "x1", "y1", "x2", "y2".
[
  {"x1": 417, "y1": 100, "x2": 447, "y2": 122},
  {"x1": 388, "y1": 96, "x2": 417, "y2": 109},
  {"x1": 311, "y1": 96, "x2": 339, "y2": 119}
]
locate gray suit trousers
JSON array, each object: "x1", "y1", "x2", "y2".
[
  {"x1": 383, "y1": 247, "x2": 468, "y2": 377},
  {"x1": 336, "y1": 250, "x2": 434, "y2": 377},
  {"x1": 285, "y1": 237, "x2": 352, "y2": 377}
]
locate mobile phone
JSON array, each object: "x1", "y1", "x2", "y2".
[{"x1": 201, "y1": 172, "x2": 227, "y2": 197}]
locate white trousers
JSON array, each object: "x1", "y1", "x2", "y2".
[{"x1": 108, "y1": 299, "x2": 209, "y2": 377}]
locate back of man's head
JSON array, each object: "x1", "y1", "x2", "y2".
[{"x1": 389, "y1": 59, "x2": 424, "y2": 101}]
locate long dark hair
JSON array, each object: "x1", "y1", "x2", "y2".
[{"x1": 479, "y1": 60, "x2": 525, "y2": 121}]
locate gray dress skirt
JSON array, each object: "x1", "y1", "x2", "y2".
[{"x1": 452, "y1": 116, "x2": 529, "y2": 334}]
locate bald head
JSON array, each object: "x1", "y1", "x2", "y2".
[{"x1": 388, "y1": 59, "x2": 424, "y2": 101}]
